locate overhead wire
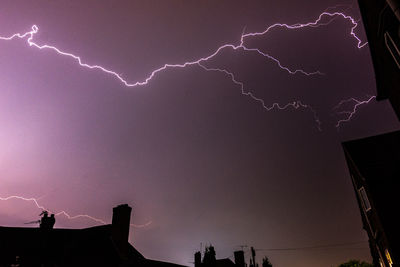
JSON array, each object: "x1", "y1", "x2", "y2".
[{"x1": 254, "y1": 241, "x2": 368, "y2": 251}]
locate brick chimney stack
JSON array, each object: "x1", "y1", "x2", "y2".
[
  {"x1": 195, "y1": 251, "x2": 201, "y2": 267},
  {"x1": 234, "y1": 250, "x2": 245, "y2": 267},
  {"x1": 111, "y1": 204, "x2": 132, "y2": 256}
]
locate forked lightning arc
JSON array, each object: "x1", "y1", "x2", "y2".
[
  {"x1": 0, "y1": 10, "x2": 369, "y2": 128},
  {"x1": 0, "y1": 7, "x2": 372, "y2": 227},
  {"x1": 0, "y1": 195, "x2": 152, "y2": 228}
]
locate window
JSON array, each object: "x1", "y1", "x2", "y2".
[
  {"x1": 385, "y1": 31, "x2": 400, "y2": 69},
  {"x1": 358, "y1": 187, "x2": 371, "y2": 212},
  {"x1": 385, "y1": 249, "x2": 393, "y2": 267},
  {"x1": 379, "y1": 258, "x2": 385, "y2": 267}
]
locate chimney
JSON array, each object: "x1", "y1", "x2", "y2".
[
  {"x1": 111, "y1": 204, "x2": 132, "y2": 256},
  {"x1": 234, "y1": 250, "x2": 245, "y2": 267},
  {"x1": 195, "y1": 251, "x2": 201, "y2": 267}
]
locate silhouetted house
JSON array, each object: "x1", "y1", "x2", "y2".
[
  {"x1": 346, "y1": 2, "x2": 400, "y2": 266},
  {"x1": 0, "y1": 204, "x2": 186, "y2": 267},
  {"x1": 358, "y1": 0, "x2": 400, "y2": 119},
  {"x1": 194, "y1": 246, "x2": 245, "y2": 267},
  {"x1": 342, "y1": 131, "x2": 400, "y2": 267}
]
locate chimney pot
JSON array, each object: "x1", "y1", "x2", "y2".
[
  {"x1": 111, "y1": 204, "x2": 132, "y2": 256},
  {"x1": 234, "y1": 250, "x2": 245, "y2": 267},
  {"x1": 195, "y1": 251, "x2": 201, "y2": 267}
]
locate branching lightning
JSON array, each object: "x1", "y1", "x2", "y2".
[
  {"x1": 333, "y1": 95, "x2": 376, "y2": 128},
  {"x1": 0, "y1": 8, "x2": 371, "y2": 228},
  {"x1": 198, "y1": 62, "x2": 322, "y2": 130},
  {"x1": 0, "y1": 195, "x2": 151, "y2": 228},
  {"x1": 0, "y1": 11, "x2": 366, "y2": 117},
  {"x1": 241, "y1": 11, "x2": 367, "y2": 49}
]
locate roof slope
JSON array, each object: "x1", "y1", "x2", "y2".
[
  {"x1": 358, "y1": 0, "x2": 400, "y2": 118},
  {"x1": 0, "y1": 224, "x2": 143, "y2": 267}
]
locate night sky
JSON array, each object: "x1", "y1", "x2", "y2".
[{"x1": 1, "y1": 1, "x2": 399, "y2": 267}]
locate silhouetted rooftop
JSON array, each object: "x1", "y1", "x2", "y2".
[
  {"x1": 358, "y1": 0, "x2": 400, "y2": 118},
  {"x1": 215, "y1": 258, "x2": 236, "y2": 267},
  {"x1": 0, "y1": 205, "x2": 187, "y2": 267},
  {"x1": 0, "y1": 224, "x2": 146, "y2": 266}
]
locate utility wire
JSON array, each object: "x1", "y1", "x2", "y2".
[{"x1": 255, "y1": 241, "x2": 368, "y2": 251}]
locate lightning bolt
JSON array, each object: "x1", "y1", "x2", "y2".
[
  {"x1": 0, "y1": 195, "x2": 152, "y2": 228},
  {"x1": 198, "y1": 62, "x2": 322, "y2": 130},
  {"x1": 0, "y1": 11, "x2": 365, "y2": 102},
  {"x1": 240, "y1": 11, "x2": 367, "y2": 49},
  {"x1": 0, "y1": 9, "x2": 370, "y2": 229},
  {"x1": 0, "y1": 25, "x2": 320, "y2": 90},
  {"x1": 333, "y1": 95, "x2": 376, "y2": 128},
  {"x1": 323, "y1": 3, "x2": 354, "y2": 12}
]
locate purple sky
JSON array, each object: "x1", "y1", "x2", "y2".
[{"x1": 1, "y1": 1, "x2": 399, "y2": 267}]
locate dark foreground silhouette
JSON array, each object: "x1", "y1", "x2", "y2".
[{"x1": 0, "y1": 204, "x2": 186, "y2": 267}]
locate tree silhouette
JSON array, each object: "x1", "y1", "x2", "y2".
[
  {"x1": 262, "y1": 256, "x2": 273, "y2": 267},
  {"x1": 202, "y1": 245, "x2": 216, "y2": 266},
  {"x1": 338, "y1": 260, "x2": 373, "y2": 267}
]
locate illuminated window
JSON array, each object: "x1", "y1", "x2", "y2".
[
  {"x1": 385, "y1": 31, "x2": 400, "y2": 69},
  {"x1": 358, "y1": 187, "x2": 371, "y2": 212},
  {"x1": 379, "y1": 258, "x2": 385, "y2": 267},
  {"x1": 385, "y1": 249, "x2": 393, "y2": 267}
]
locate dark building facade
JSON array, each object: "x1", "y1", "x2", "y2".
[
  {"x1": 343, "y1": 1, "x2": 400, "y2": 266},
  {"x1": 358, "y1": 0, "x2": 400, "y2": 118},
  {"x1": 342, "y1": 131, "x2": 400, "y2": 267},
  {"x1": 0, "y1": 204, "x2": 186, "y2": 267}
]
